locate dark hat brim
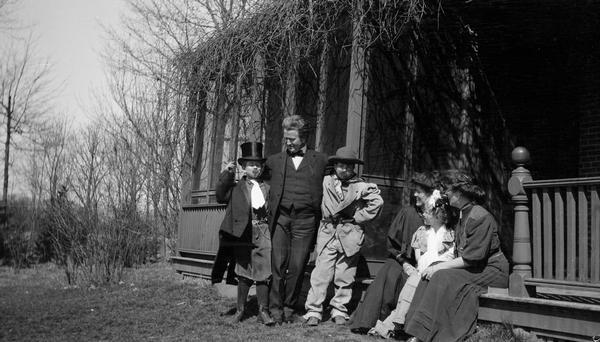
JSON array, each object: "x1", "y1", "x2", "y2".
[
  {"x1": 328, "y1": 156, "x2": 364, "y2": 165},
  {"x1": 238, "y1": 157, "x2": 267, "y2": 165}
]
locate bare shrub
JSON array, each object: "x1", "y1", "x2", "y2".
[
  {"x1": 1, "y1": 199, "x2": 40, "y2": 269},
  {"x1": 46, "y1": 196, "x2": 159, "y2": 286}
]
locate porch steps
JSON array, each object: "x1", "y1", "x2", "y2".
[
  {"x1": 171, "y1": 255, "x2": 213, "y2": 279},
  {"x1": 479, "y1": 289, "x2": 600, "y2": 342},
  {"x1": 524, "y1": 278, "x2": 600, "y2": 304}
]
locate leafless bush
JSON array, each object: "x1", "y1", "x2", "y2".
[
  {"x1": 46, "y1": 197, "x2": 159, "y2": 286},
  {"x1": 1, "y1": 199, "x2": 41, "y2": 269}
]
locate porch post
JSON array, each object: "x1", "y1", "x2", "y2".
[
  {"x1": 508, "y1": 146, "x2": 533, "y2": 297},
  {"x1": 346, "y1": 0, "x2": 368, "y2": 162}
]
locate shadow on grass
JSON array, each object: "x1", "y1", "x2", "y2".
[{"x1": 0, "y1": 263, "x2": 538, "y2": 342}]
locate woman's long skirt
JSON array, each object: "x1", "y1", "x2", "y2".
[
  {"x1": 349, "y1": 258, "x2": 407, "y2": 332},
  {"x1": 404, "y1": 254, "x2": 509, "y2": 342}
]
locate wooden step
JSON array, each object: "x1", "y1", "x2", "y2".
[
  {"x1": 171, "y1": 256, "x2": 214, "y2": 265},
  {"x1": 171, "y1": 255, "x2": 214, "y2": 277},
  {"x1": 524, "y1": 277, "x2": 600, "y2": 304},
  {"x1": 479, "y1": 291, "x2": 600, "y2": 342}
]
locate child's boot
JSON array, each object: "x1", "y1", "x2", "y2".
[
  {"x1": 256, "y1": 282, "x2": 275, "y2": 326},
  {"x1": 232, "y1": 278, "x2": 250, "y2": 322}
]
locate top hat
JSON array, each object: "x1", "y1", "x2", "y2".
[
  {"x1": 328, "y1": 146, "x2": 364, "y2": 165},
  {"x1": 238, "y1": 142, "x2": 266, "y2": 165}
]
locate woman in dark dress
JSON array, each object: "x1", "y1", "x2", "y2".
[
  {"x1": 403, "y1": 171, "x2": 509, "y2": 342},
  {"x1": 350, "y1": 172, "x2": 440, "y2": 333}
]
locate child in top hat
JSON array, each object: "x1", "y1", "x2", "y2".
[
  {"x1": 302, "y1": 146, "x2": 384, "y2": 326},
  {"x1": 215, "y1": 141, "x2": 275, "y2": 326}
]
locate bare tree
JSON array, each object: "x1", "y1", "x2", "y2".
[
  {"x1": 68, "y1": 125, "x2": 107, "y2": 217},
  {"x1": 26, "y1": 118, "x2": 71, "y2": 205},
  {"x1": 97, "y1": 0, "x2": 255, "y2": 255},
  {"x1": 102, "y1": 68, "x2": 188, "y2": 257},
  {"x1": 0, "y1": 36, "x2": 52, "y2": 204}
]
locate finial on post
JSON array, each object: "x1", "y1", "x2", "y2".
[
  {"x1": 508, "y1": 147, "x2": 532, "y2": 196},
  {"x1": 511, "y1": 146, "x2": 530, "y2": 166}
]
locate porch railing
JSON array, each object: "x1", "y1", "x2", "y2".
[
  {"x1": 177, "y1": 203, "x2": 226, "y2": 256},
  {"x1": 527, "y1": 178, "x2": 600, "y2": 283},
  {"x1": 508, "y1": 147, "x2": 600, "y2": 301}
]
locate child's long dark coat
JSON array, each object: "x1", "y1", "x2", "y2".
[
  {"x1": 216, "y1": 170, "x2": 269, "y2": 238},
  {"x1": 215, "y1": 170, "x2": 271, "y2": 281}
]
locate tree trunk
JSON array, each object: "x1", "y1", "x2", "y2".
[{"x1": 3, "y1": 95, "x2": 12, "y2": 206}]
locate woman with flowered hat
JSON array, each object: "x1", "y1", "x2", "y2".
[
  {"x1": 350, "y1": 171, "x2": 443, "y2": 334},
  {"x1": 403, "y1": 170, "x2": 509, "y2": 342}
]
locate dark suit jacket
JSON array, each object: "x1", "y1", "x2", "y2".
[
  {"x1": 263, "y1": 149, "x2": 329, "y2": 231},
  {"x1": 216, "y1": 170, "x2": 269, "y2": 238}
]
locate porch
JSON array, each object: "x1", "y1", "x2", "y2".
[
  {"x1": 173, "y1": 146, "x2": 600, "y2": 341},
  {"x1": 475, "y1": 147, "x2": 600, "y2": 341}
]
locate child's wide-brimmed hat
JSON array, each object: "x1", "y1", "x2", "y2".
[
  {"x1": 328, "y1": 146, "x2": 364, "y2": 165},
  {"x1": 238, "y1": 141, "x2": 266, "y2": 165}
]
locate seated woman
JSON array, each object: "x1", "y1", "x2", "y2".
[
  {"x1": 368, "y1": 196, "x2": 456, "y2": 339},
  {"x1": 349, "y1": 171, "x2": 441, "y2": 333},
  {"x1": 403, "y1": 171, "x2": 509, "y2": 342}
]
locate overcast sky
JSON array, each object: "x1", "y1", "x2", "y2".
[{"x1": 2, "y1": 0, "x2": 126, "y2": 125}]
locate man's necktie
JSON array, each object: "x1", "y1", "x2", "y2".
[{"x1": 250, "y1": 180, "x2": 266, "y2": 209}]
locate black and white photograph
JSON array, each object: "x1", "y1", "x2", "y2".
[{"x1": 1, "y1": 0, "x2": 599, "y2": 341}]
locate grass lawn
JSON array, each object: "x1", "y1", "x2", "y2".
[{"x1": 0, "y1": 262, "x2": 532, "y2": 341}]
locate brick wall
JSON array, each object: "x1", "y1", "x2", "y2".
[
  {"x1": 464, "y1": 0, "x2": 600, "y2": 180},
  {"x1": 577, "y1": 44, "x2": 600, "y2": 177},
  {"x1": 579, "y1": 109, "x2": 600, "y2": 177}
]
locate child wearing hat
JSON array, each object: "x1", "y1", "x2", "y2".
[
  {"x1": 302, "y1": 146, "x2": 384, "y2": 326},
  {"x1": 215, "y1": 142, "x2": 275, "y2": 326}
]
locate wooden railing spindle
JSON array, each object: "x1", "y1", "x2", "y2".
[
  {"x1": 554, "y1": 190, "x2": 565, "y2": 280},
  {"x1": 591, "y1": 187, "x2": 600, "y2": 282},
  {"x1": 578, "y1": 187, "x2": 588, "y2": 282},
  {"x1": 543, "y1": 189, "x2": 553, "y2": 278},
  {"x1": 566, "y1": 188, "x2": 577, "y2": 281},
  {"x1": 532, "y1": 188, "x2": 542, "y2": 279}
]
